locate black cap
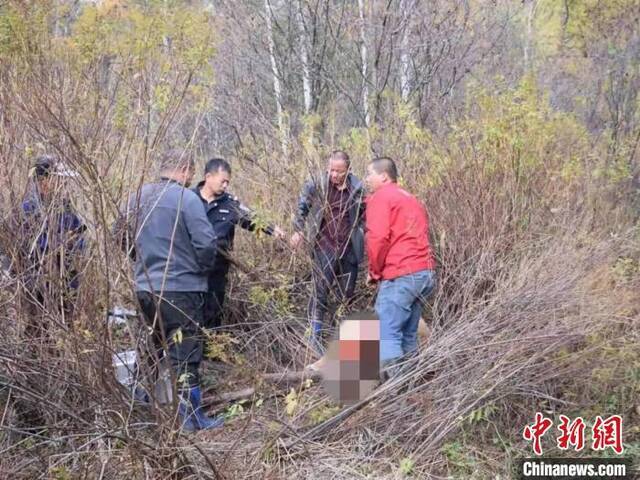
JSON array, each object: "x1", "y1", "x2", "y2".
[
  {"x1": 32, "y1": 155, "x2": 78, "y2": 178},
  {"x1": 33, "y1": 155, "x2": 57, "y2": 178}
]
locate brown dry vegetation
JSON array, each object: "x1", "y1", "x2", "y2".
[{"x1": 0, "y1": 1, "x2": 639, "y2": 479}]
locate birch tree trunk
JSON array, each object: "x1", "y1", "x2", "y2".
[
  {"x1": 297, "y1": 0, "x2": 313, "y2": 114},
  {"x1": 264, "y1": 0, "x2": 289, "y2": 156},
  {"x1": 358, "y1": 0, "x2": 371, "y2": 127},
  {"x1": 400, "y1": 0, "x2": 413, "y2": 102},
  {"x1": 524, "y1": 0, "x2": 538, "y2": 72}
]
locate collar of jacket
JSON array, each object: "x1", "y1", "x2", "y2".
[
  {"x1": 320, "y1": 172, "x2": 363, "y2": 194},
  {"x1": 23, "y1": 183, "x2": 75, "y2": 216},
  {"x1": 192, "y1": 181, "x2": 231, "y2": 204},
  {"x1": 159, "y1": 176, "x2": 183, "y2": 186},
  {"x1": 193, "y1": 180, "x2": 206, "y2": 200},
  {"x1": 368, "y1": 182, "x2": 397, "y2": 200}
]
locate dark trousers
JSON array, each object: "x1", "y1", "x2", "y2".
[
  {"x1": 309, "y1": 247, "x2": 358, "y2": 342},
  {"x1": 136, "y1": 291, "x2": 205, "y2": 388},
  {"x1": 204, "y1": 270, "x2": 228, "y2": 329},
  {"x1": 204, "y1": 283, "x2": 226, "y2": 329}
]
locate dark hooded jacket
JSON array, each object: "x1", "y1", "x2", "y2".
[{"x1": 292, "y1": 173, "x2": 365, "y2": 263}]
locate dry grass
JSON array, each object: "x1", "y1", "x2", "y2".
[{"x1": 0, "y1": 11, "x2": 638, "y2": 477}]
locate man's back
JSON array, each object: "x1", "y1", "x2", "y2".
[{"x1": 128, "y1": 180, "x2": 217, "y2": 293}]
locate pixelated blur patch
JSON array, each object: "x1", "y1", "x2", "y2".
[
  {"x1": 320, "y1": 310, "x2": 381, "y2": 405},
  {"x1": 339, "y1": 340, "x2": 360, "y2": 361},
  {"x1": 359, "y1": 340, "x2": 379, "y2": 379}
]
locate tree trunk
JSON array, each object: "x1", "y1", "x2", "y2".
[
  {"x1": 524, "y1": 0, "x2": 538, "y2": 72},
  {"x1": 358, "y1": 0, "x2": 371, "y2": 127},
  {"x1": 264, "y1": 0, "x2": 289, "y2": 156},
  {"x1": 400, "y1": 0, "x2": 413, "y2": 102},
  {"x1": 297, "y1": 1, "x2": 313, "y2": 114}
]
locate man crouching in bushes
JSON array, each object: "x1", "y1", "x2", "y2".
[
  {"x1": 364, "y1": 157, "x2": 437, "y2": 379},
  {"x1": 115, "y1": 148, "x2": 223, "y2": 432}
]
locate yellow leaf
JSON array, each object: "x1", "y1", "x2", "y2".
[
  {"x1": 178, "y1": 373, "x2": 190, "y2": 386},
  {"x1": 284, "y1": 388, "x2": 298, "y2": 416},
  {"x1": 173, "y1": 328, "x2": 183, "y2": 344}
]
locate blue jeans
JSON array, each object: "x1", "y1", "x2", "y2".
[{"x1": 375, "y1": 269, "x2": 436, "y2": 364}]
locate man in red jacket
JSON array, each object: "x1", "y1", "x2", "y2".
[{"x1": 365, "y1": 157, "x2": 436, "y2": 376}]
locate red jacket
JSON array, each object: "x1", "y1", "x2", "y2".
[{"x1": 365, "y1": 183, "x2": 435, "y2": 280}]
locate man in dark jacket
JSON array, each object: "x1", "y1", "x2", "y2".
[
  {"x1": 192, "y1": 158, "x2": 284, "y2": 329},
  {"x1": 290, "y1": 150, "x2": 365, "y2": 355},
  {"x1": 116, "y1": 149, "x2": 223, "y2": 432},
  {"x1": 14, "y1": 155, "x2": 86, "y2": 328}
]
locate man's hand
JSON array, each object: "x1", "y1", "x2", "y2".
[
  {"x1": 272, "y1": 226, "x2": 286, "y2": 240},
  {"x1": 289, "y1": 231, "x2": 305, "y2": 250},
  {"x1": 366, "y1": 273, "x2": 378, "y2": 286}
]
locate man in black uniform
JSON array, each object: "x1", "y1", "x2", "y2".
[{"x1": 193, "y1": 158, "x2": 285, "y2": 329}]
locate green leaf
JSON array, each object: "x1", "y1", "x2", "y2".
[{"x1": 399, "y1": 457, "x2": 414, "y2": 476}]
